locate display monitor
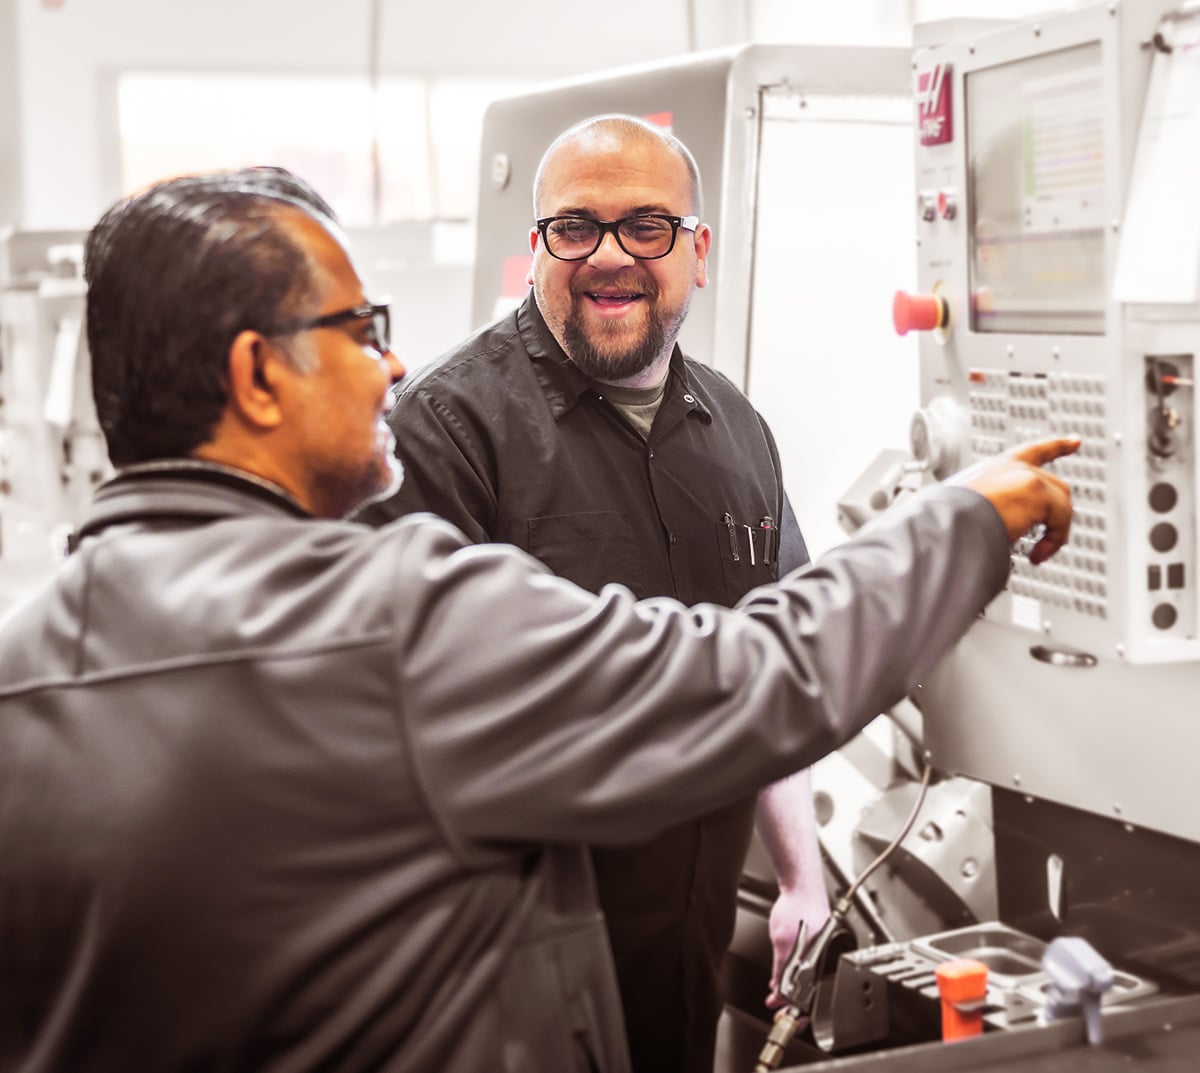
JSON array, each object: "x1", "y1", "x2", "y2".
[{"x1": 966, "y1": 43, "x2": 1105, "y2": 334}]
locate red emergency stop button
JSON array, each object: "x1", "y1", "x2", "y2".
[{"x1": 893, "y1": 290, "x2": 949, "y2": 336}]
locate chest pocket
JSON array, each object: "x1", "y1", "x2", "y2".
[
  {"x1": 714, "y1": 513, "x2": 778, "y2": 604},
  {"x1": 528, "y1": 511, "x2": 648, "y2": 598}
]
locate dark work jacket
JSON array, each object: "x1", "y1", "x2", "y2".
[
  {"x1": 0, "y1": 464, "x2": 1008, "y2": 1072},
  {"x1": 361, "y1": 297, "x2": 812, "y2": 1072}
]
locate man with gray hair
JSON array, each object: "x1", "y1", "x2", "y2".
[{"x1": 0, "y1": 165, "x2": 1075, "y2": 1073}]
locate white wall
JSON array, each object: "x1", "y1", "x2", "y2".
[
  {"x1": 914, "y1": 0, "x2": 1075, "y2": 21},
  {"x1": 750, "y1": 0, "x2": 1078, "y2": 43},
  {"x1": 11, "y1": 0, "x2": 695, "y2": 228},
  {"x1": 0, "y1": 0, "x2": 20, "y2": 226},
  {"x1": 752, "y1": 0, "x2": 913, "y2": 45}
]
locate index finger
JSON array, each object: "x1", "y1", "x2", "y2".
[{"x1": 1009, "y1": 435, "x2": 1082, "y2": 468}]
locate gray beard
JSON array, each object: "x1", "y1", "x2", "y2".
[{"x1": 346, "y1": 455, "x2": 405, "y2": 518}]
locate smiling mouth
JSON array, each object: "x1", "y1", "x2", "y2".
[{"x1": 585, "y1": 291, "x2": 643, "y2": 307}]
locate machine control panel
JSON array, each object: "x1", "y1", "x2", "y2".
[
  {"x1": 964, "y1": 368, "x2": 1114, "y2": 623},
  {"x1": 904, "y1": 0, "x2": 1200, "y2": 844},
  {"x1": 904, "y1": 2, "x2": 1200, "y2": 663}
]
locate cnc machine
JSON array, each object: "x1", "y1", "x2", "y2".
[
  {"x1": 469, "y1": 12, "x2": 1200, "y2": 1066},
  {"x1": 793, "y1": 3, "x2": 1200, "y2": 1068}
]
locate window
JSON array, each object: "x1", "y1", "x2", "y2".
[{"x1": 117, "y1": 72, "x2": 528, "y2": 225}]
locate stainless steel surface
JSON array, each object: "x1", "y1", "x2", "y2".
[
  {"x1": 913, "y1": 923, "x2": 1046, "y2": 987},
  {"x1": 789, "y1": 991, "x2": 1200, "y2": 1071}
]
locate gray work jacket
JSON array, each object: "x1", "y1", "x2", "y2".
[{"x1": 0, "y1": 465, "x2": 1008, "y2": 1072}]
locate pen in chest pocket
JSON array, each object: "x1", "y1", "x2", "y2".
[
  {"x1": 759, "y1": 515, "x2": 775, "y2": 565},
  {"x1": 722, "y1": 512, "x2": 740, "y2": 562}
]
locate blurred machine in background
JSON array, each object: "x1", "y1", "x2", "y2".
[{"x1": 0, "y1": 228, "x2": 107, "y2": 612}]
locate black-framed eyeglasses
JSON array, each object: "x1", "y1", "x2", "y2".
[
  {"x1": 267, "y1": 301, "x2": 391, "y2": 355},
  {"x1": 536, "y1": 214, "x2": 699, "y2": 261}
]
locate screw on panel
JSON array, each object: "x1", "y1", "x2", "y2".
[
  {"x1": 1043, "y1": 620, "x2": 1052, "y2": 633},
  {"x1": 1113, "y1": 432, "x2": 1123, "y2": 446},
  {"x1": 490, "y1": 153, "x2": 512, "y2": 191},
  {"x1": 1012, "y1": 774, "x2": 1022, "y2": 786},
  {"x1": 1108, "y1": 2, "x2": 1117, "y2": 13},
  {"x1": 1033, "y1": 24, "x2": 1042, "y2": 36},
  {"x1": 1052, "y1": 346, "x2": 1061, "y2": 360},
  {"x1": 1114, "y1": 803, "x2": 1123, "y2": 815},
  {"x1": 961, "y1": 858, "x2": 979, "y2": 879},
  {"x1": 1116, "y1": 643, "x2": 1126, "y2": 659},
  {"x1": 745, "y1": 106, "x2": 756, "y2": 119},
  {"x1": 1111, "y1": 219, "x2": 1120, "y2": 232},
  {"x1": 968, "y1": 44, "x2": 976, "y2": 54}
]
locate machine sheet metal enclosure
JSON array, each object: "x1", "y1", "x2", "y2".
[{"x1": 910, "y1": 1, "x2": 1200, "y2": 845}]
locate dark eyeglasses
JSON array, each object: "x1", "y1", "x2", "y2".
[
  {"x1": 536, "y1": 214, "x2": 699, "y2": 261},
  {"x1": 267, "y1": 301, "x2": 391, "y2": 354}
]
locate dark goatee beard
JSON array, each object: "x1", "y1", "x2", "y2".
[{"x1": 563, "y1": 306, "x2": 667, "y2": 382}]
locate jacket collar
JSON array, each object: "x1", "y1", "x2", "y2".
[
  {"x1": 515, "y1": 293, "x2": 712, "y2": 425},
  {"x1": 72, "y1": 461, "x2": 310, "y2": 550}
]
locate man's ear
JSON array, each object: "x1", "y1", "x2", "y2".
[
  {"x1": 694, "y1": 223, "x2": 712, "y2": 289},
  {"x1": 226, "y1": 330, "x2": 287, "y2": 430}
]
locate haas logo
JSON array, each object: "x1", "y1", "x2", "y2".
[{"x1": 917, "y1": 64, "x2": 953, "y2": 146}]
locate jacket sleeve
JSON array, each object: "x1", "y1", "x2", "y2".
[
  {"x1": 355, "y1": 383, "x2": 496, "y2": 544},
  {"x1": 392, "y1": 483, "x2": 1009, "y2": 862}
]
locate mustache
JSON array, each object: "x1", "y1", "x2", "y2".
[{"x1": 570, "y1": 271, "x2": 660, "y2": 300}]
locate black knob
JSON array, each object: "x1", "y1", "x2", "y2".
[
  {"x1": 1153, "y1": 603, "x2": 1178, "y2": 630},
  {"x1": 1149, "y1": 482, "x2": 1178, "y2": 513},
  {"x1": 1150, "y1": 522, "x2": 1178, "y2": 553}
]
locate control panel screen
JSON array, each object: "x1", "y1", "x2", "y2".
[{"x1": 966, "y1": 43, "x2": 1105, "y2": 335}]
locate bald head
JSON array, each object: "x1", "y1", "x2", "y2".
[{"x1": 533, "y1": 114, "x2": 703, "y2": 219}]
